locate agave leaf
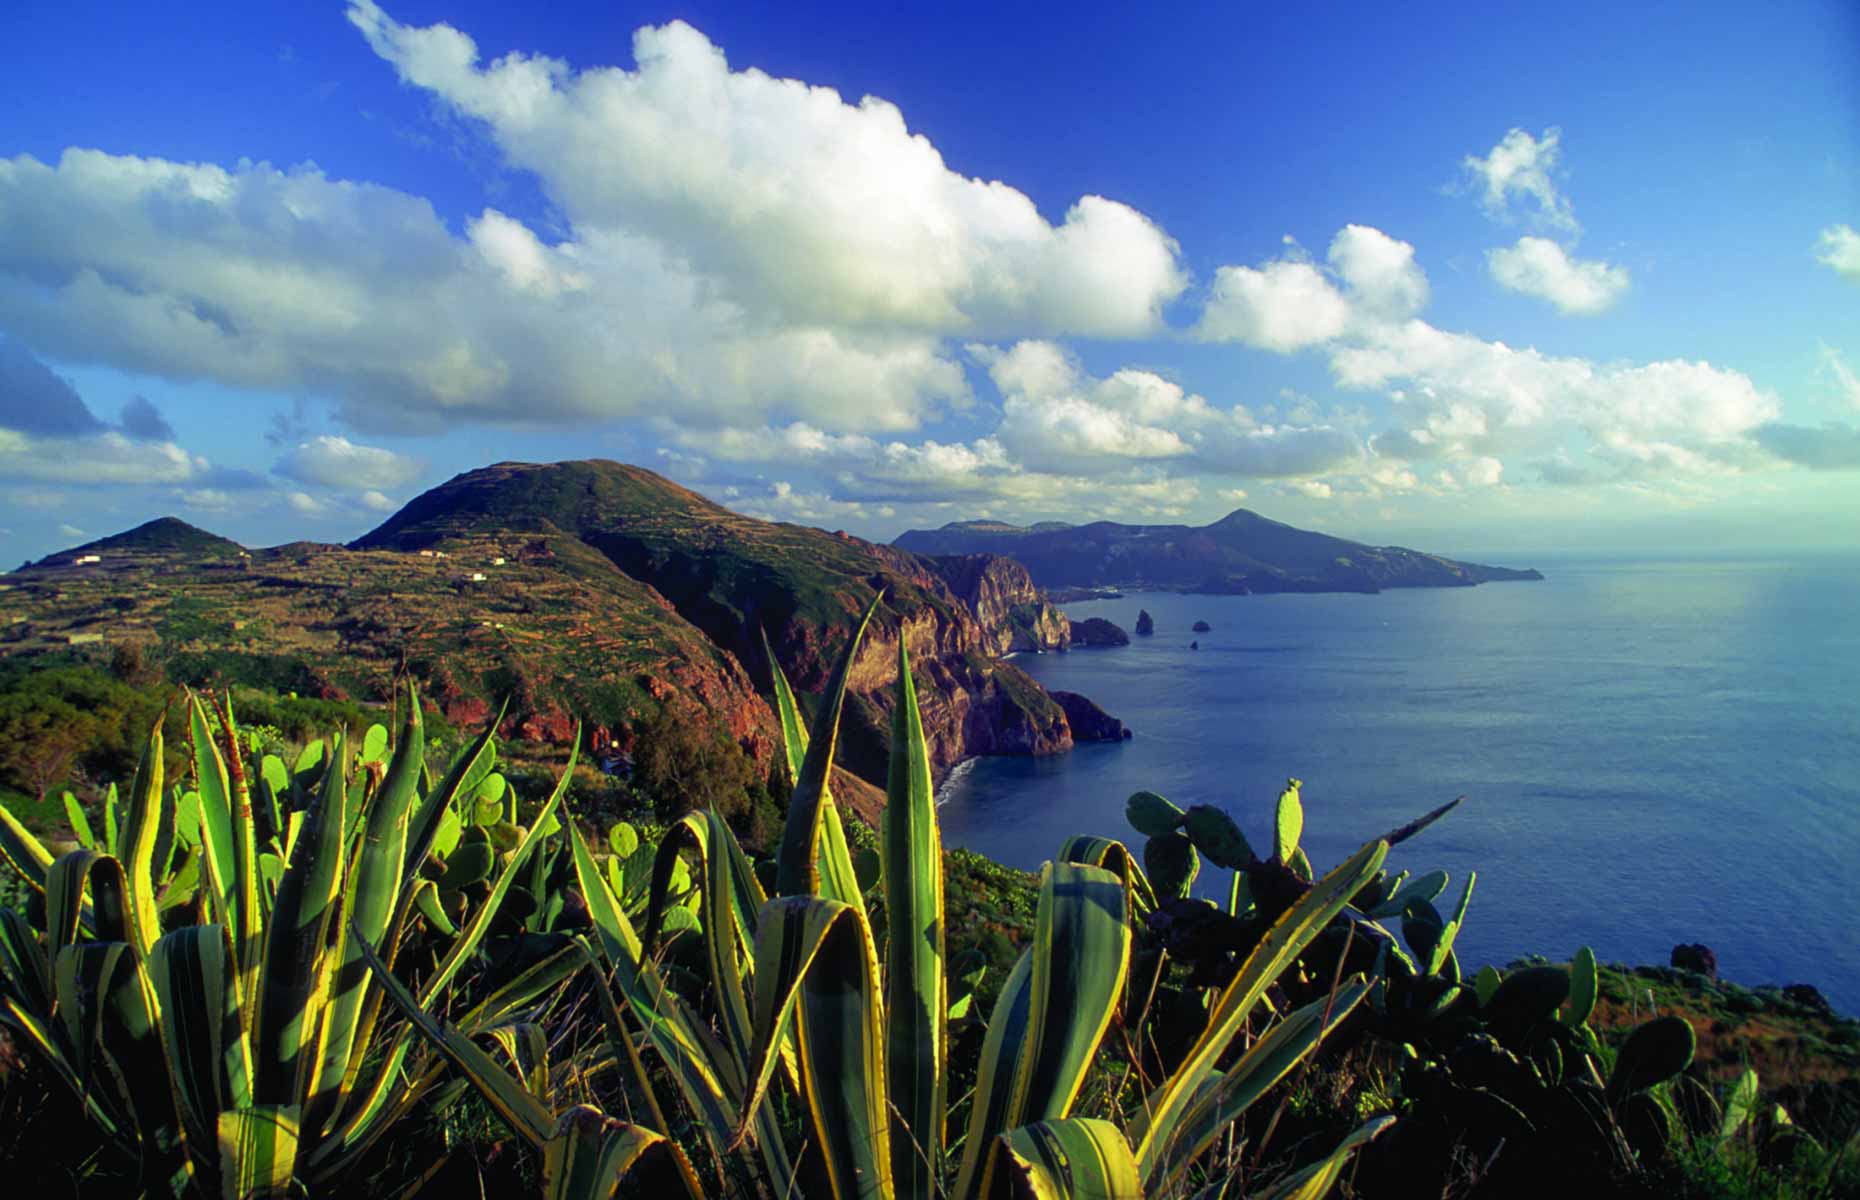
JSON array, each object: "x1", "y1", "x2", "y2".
[
  {"x1": 218, "y1": 1104, "x2": 301, "y2": 1200},
  {"x1": 883, "y1": 641, "x2": 946, "y2": 1199},
  {"x1": 64, "y1": 792, "x2": 96, "y2": 850},
  {"x1": 742, "y1": 895, "x2": 890, "y2": 1200},
  {"x1": 1057, "y1": 835, "x2": 1158, "y2": 918},
  {"x1": 307, "y1": 690, "x2": 424, "y2": 1131},
  {"x1": 543, "y1": 1105, "x2": 704, "y2": 1200},
  {"x1": 1142, "y1": 980, "x2": 1372, "y2": 1192},
  {"x1": 187, "y1": 694, "x2": 239, "y2": 929},
  {"x1": 348, "y1": 921, "x2": 553, "y2": 1146},
  {"x1": 1375, "y1": 796, "x2": 1464, "y2": 848},
  {"x1": 149, "y1": 925, "x2": 255, "y2": 1149},
  {"x1": 1133, "y1": 838, "x2": 1387, "y2": 1188},
  {"x1": 0, "y1": 799, "x2": 56, "y2": 894},
  {"x1": 103, "y1": 784, "x2": 119, "y2": 856},
  {"x1": 1251, "y1": 1114, "x2": 1396, "y2": 1200},
  {"x1": 47, "y1": 848, "x2": 130, "y2": 952},
  {"x1": 765, "y1": 635, "x2": 871, "y2": 919},
  {"x1": 97, "y1": 952, "x2": 193, "y2": 1196},
  {"x1": 773, "y1": 594, "x2": 881, "y2": 899},
  {"x1": 566, "y1": 819, "x2": 775, "y2": 1187},
  {"x1": 54, "y1": 940, "x2": 131, "y2": 1094},
  {"x1": 954, "y1": 863, "x2": 1131, "y2": 1200},
  {"x1": 252, "y1": 731, "x2": 347, "y2": 1107},
  {"x1": 642, "y1": 812, "x2": 765, "y2": 1090},
  {"x1": 117, "y1": 722, "x2": 168, "y2": 955},
  {"x1": 983, "y1": 1117, "x2": 1140, "y2": 1200}
]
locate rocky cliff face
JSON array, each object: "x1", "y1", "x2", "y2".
[
  {"x1": 354, "y1": 461, "x2": 1119, "y2": 791},
  {"x1": 1051, "y1": 691, "x2": 1130, "y2": 741},
  {"x1": 1068, "y1": 617, "x2": 1130, "y2": 647},
  {"x1": 925, "y1": 554, "x2": 1070, "y2": 654}
]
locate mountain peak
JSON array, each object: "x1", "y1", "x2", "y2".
[
  {"x1": 25, "y1": 516, "x2": 245, "y2": 569},
  {"x1": 352, "y1": 458, "x2": 729, "y2": 550}
]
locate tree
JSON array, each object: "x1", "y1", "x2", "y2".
[{"x1": 630, "y1": 700, "x2": 756, "y2": 821}]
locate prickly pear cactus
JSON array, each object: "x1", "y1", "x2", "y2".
[
  {"x1": 1144, "y1": 830, "x2": 1200, "y2": 899},
  {"x1": 1127, "y1": 790, "x2": 1186, "y2": 837},
  {"x1": 1182, "y1": 804, "x2": 1256, "y2": 869},
  {"x1": 1274, "y1": 778, "x2": 1304, "y2": 863},
  {"x1": 1609, "y1": 1014, "x2": 1696, "y2": 1100}
]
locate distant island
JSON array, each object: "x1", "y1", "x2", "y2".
[{"x1": 894, "y1": 508, "x2": 1543, "y2": 595}]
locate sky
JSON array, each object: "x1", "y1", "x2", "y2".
[{"x1": 1, "y1": 0, "x2": 1857, "y2": 566}]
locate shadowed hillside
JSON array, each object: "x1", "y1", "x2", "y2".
[{"x1": 895, "y1": 507, "x2": 1544, "y2": 594}]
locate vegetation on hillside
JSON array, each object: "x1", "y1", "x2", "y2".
[{"x1": 0, "y1": 600, "x2": 1853, "y2": 1198}]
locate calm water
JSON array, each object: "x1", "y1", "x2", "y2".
[{"x1": 941, "y1": 556, "x2": 1860, "y2": 1013}]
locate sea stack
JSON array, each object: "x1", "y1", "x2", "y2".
[
  {"x1": 1135, "y1": 609, "x2": 1154, "y2": 636},
  {"x1": 1192, "y1": 620, "x2": 1211, "y2": 632}
]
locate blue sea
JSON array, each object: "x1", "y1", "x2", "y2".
[{"x1": 939, "y1": 556, "x2": 1860, "y2": 1013}]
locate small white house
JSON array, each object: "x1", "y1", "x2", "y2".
[
  {"x1": 469, "y1": 572, "x2": 487, "y2": 582},
  {"x1": 491, "y1": 557, "x2": 506, "y2": 566},
  {"x1": 75, "y1": 554, "x2": 101, "y2": 565},
  {"x1": 419, "y1": 550, "x2": 434, "y2": 558}
]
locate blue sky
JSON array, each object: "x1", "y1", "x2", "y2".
[{"x1": 2, "y1": 0, "x2": 1856, "y2": 565}]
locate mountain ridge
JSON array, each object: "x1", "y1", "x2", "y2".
[{"x1": 893, "y1": 507, "x2": 1543, "y2": 594}]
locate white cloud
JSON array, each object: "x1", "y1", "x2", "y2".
[
  {"x1": 359, "y1": 489, "x2": 397, "y2": 512},
  {"x1": 1196, "y1": 227, "x2": 1425, "y2": 350},
  {"x1": 1329, "y1": 225, "x2": 1428, "y2": 318},
  {"x1": 178, "y1": 488, "x2": 239, "y2": 513},
  {"x1": 1463, "y1": 127, "x2": 1577, "y2": 231},
  {"x1": 1198, "y1": 224, "x2": 1781, "y2": 491},
  {"x1": 0, "y1": 148, "x2": 976, "y2": 436},
  {"x1": 58, "y1": 523, "x2": 85, "y2": 538},
  {"x1": 275, "y1": 435, "x2": 424, "y2": 491},
  {"x1": 1487, "y1": 236, "x2": 1630, "y2": 315},
  {"x1": 0, "y1": 427, "x2": 207, "y2": 485},
  {"x1": 1818, "y1": 225, "x2": 1860, "y2": 283},
  {"x1": 1286, "y1": 480, "x2": 1333, "y2": 499},
  {"x1": 345, "y1": 2, "x2": 1185, "y2": 338},
  {"x1": 286, "y1": 491, "x2": 327, "y2": 515},
  {"x1": 1196, "y1": 259, "x2": 1350, "y2": 352}
]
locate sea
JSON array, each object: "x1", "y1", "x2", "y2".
[{"x1": 938, "y1": 555, "x2": 1860, "y2": 1014}]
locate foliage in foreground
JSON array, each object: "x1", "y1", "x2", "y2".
[{"x1": 0, "y1": 597, "x2": 1853, "y2": 1198}]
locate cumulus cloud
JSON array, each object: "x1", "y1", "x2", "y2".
[
  {"x1": 274, "y1": 435, "x2": 424, "y2": 491},
  {"x1": 345, "y1": 3, "x2": 1185, "y2": 339},
  {"x1": 1196, "y1": 259, "x2": 1350, "y2": 352},
  {"x1": 1463, "y1": 128, "x2": 1577, "y2": 231},
  {"x1": 1196, "y1": 227, "x2": 1424, "y2": 351},
  {"x1": 1198, "y1": 224, "x2": 1781, "y2": 491},
  {"x1": 1818, "y1": 225, "x2": 1860, "y2": 283},
  {"x1": 1487, "y1": 236, "x2": 1630, "y2": 315},
  {"x1": 0, "y1": 428, "x2": 207, "y2": 485}
]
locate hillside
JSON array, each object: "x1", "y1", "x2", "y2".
[
  {"x1": 1, "y1": 461, "x2": 1120, "y2": 794},
  {"x1": 894, "y1": 507, "x2": 1544, "y2": 594},
  {"x1": 23, "y1": 516, "x2": 246, "y2": 568},
  {"x1": 354, "y1": 460, "x2": 1105, "y2": 781}
]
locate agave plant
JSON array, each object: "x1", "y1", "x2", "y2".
[
  {"x1": 528, "y1": 597, "x2": 1401, "y2": 1199},
  {"x1": 0, "y1": 687, "x2": 580, "y2": 1196}
]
